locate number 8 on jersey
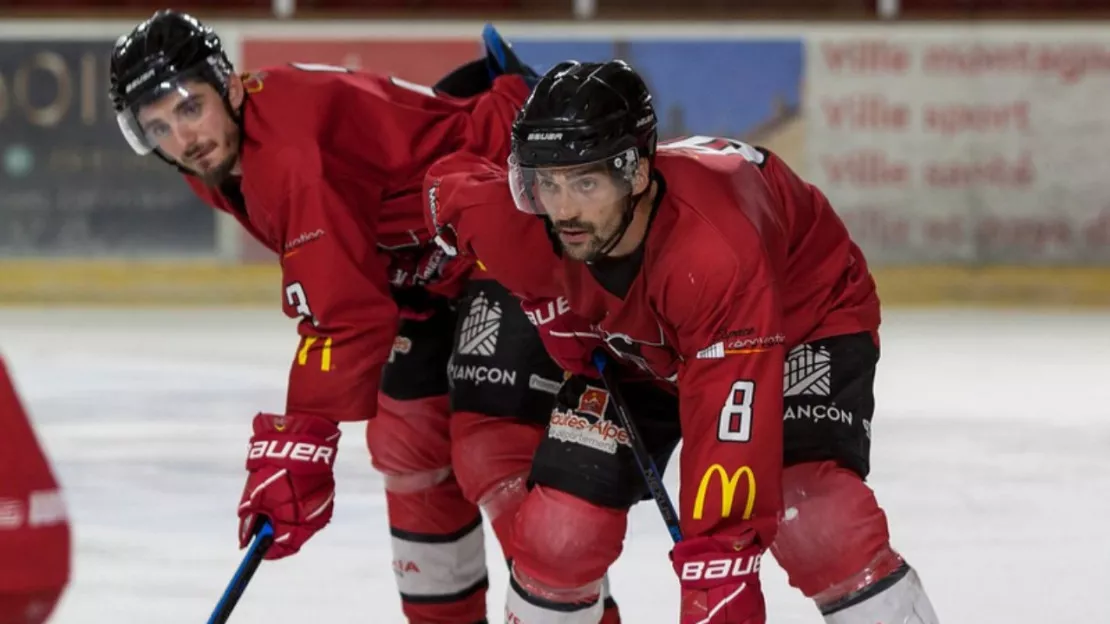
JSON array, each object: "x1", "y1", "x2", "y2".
[{"x1": 718, "y1": 381, "x2": 755, "y2": 442}]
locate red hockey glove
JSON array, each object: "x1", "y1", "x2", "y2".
[
  {"x1": 520, "y1": 297, "x2": 605, "y2": 378},
  {"x1": 426, "y1": 175, "x2": 462, "y2": 258},
  {"x1": 386, "y1": 244, "x2": 474, "y2": 320},
  {"x1": 386, "y1": 245, "x2": 455, "y2": 291},
  {"x1": 671, "y1": 534, "x2": 767, "y2": 624},
  {"x1": 238, "y1": 413, "x2": 340, "y2": 559}
]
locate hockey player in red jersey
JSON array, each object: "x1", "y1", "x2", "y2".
[
  {"x1": 425, "y1": 61, "x2": 940, "y2": 623},
  {"x1": 107, "y1": 12, "x2": 618, "y2": 623},
  {"x1": 0, "y1": 355, "x2": 70, "y2": 624}
]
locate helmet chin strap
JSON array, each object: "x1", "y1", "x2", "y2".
[
  {"x1": 592, "y1": 183, "x2": 649, "y2": 260},
  {"x1": 155, "y1": 149, "x2": 191, "y2": 175}
]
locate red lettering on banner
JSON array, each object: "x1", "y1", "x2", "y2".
[
  {"x1": 838, "y1": 207, "x2": 911, "y2": 248},
  {"x1": 923, "y1": 216, "x2": 966, "y2": 246},
  {"x1": 1083, "y1": 209, "x2": 1110, "y2": 247},
  {"x1": 821, "y1": 40, "x2": 910, "y2": 74},
  {"x1": 977, "y1": 216, "x2": 1073, "y2": 252},
  {"x1": 924, "y1": 152, "x2": 1035, "y2": 188},
  {"x1": 821, "y1": 94, "x2": 910, "y2": 131},
  {"x1": 821, "y1": 150, "x2": 910, "y2": 187},
  {"x1": 807, "y1": 35, "x2": 1110, "y2": 262},
  {"x1": 921, "y1": 43, "x2": 1110, "y2": 84},
  {"x1": 923, "y1": 101, "x2": 1031, "y2": 136}
]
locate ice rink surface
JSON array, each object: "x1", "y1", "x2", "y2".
[{"x1": 1, "y1": 307, "x2": 1108, "y2": 623}]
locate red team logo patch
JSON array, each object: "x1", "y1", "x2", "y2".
[{"x1": 577, "y1": 387, "x2": 610, "y2": 418}]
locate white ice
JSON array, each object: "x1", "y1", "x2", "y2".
[{"x1": 1, "y1": 308, "x2": 1108, "y2": 623}]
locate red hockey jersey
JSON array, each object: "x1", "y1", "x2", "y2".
[
  {"x1": 0, "y1": 355, "x2": 69, "y2": 619},
  {"x1": 186, "y1": 65, "x2": 531, "y2": 424},
  {"x1": 425, "y1": 136, "x2": 880, "y2": 544}
]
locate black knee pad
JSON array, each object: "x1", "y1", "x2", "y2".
[
  {"x1": 782, "y1": 332, "x2": 878, "y2": 479},
  {"x1": 449, "y1": 278, "x2": 566, "y2": 425},
  {"x1": 529, "y1": 375, "x2": 681, "y2": 509}
]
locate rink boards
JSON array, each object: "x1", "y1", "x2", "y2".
[{"x1": 3, "y1": 261, "x2": 1109, "y2": 306}]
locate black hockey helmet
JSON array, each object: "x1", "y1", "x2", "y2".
[
  {"x1": 508, "y1": 61, "x2": 658, "y2": 258},
  {"x1": 510, "y1": 60, "x2": 657, "y2": 169},
  {"x1": 109, "y1": 10, "x2": 234, "y2": 156}
]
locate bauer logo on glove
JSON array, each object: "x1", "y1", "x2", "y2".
[{"x1": 247, "y1": 440, "x2": 335, "y2": 464}]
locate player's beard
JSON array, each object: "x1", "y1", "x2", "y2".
[
  {"x1": 552, "y1": 217, "x2": 605, "y2": 262},
  {"x1": 555, "y1": 216, "x2": 630, "y2": 262},
  {"x1": 186, "y1": 129, "x2": 240, "y2": 187}
]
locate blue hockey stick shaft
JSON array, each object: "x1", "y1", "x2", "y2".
[
  {"x1": 481, "y1": 23, "x2": 540, "y2": 85},
  {"x1": 207, "y1": 520, "x2": 275, "y2": 624},
  {"x1": 481, "y1": 23, "x2": 509, "y2": 80},
  {"x1": 592, "y1": 352, "x2": 684, "y2": 544}
]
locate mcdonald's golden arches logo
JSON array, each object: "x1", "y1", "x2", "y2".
[{"x1": 692, "y1": 464, "x2": 756, "y2": 521}]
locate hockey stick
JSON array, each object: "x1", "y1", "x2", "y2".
[
  {"x1": 592, "y1": 351, "x2": 684, "y2": 544},
  {"x1": 481, "y1": 23, "x2": 539, "y2": 84},
  {"x1": 206, "y1": 520, "x2": 275, "y2": 624}
]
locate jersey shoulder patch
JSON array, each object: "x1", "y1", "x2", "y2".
[{"x1": 659, "y1": 135, "x2": 766, "y2": 167}]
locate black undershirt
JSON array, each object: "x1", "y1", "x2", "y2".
[{"x1": 219, "y1": 178, "x2": 248, "y2": 218}]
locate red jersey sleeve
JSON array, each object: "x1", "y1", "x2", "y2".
[
  {"x1": 663, "y1": 242, "x2": 786, "y2": 547},
  {"x1": 268, "y1": 149, "x2": 398, "y2": 423},
  {"x1": 424, "y1": 151, "x2": 563, "y2": 302}
]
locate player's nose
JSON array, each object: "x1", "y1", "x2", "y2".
[
  {"x1": 545, "y1": 194, "x2": 578, "y2": 221},
  {"x1": 173, "y1": 122, "x2": 199, "y2": 147}
]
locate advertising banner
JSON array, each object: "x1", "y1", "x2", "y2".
[
  {"x1": 806, "y1": 31, "x2": 1110, "y2": 264},
  {"x1": 0, "y1": 39, "x2": 216, "y2": 258}
]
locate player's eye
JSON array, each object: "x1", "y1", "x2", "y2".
[
  {"x1": 179, "y1": 98, "x2": 203, "y2": 120},
  {"x1": 572, "y1": 177, "x2": 597, "y2": 194},
  {"x1": 536, "y1": 177, "x2": 559, "y2": 192},
  {"x1": 145, "y1": 122, "x2": 170, "y2": 139}
]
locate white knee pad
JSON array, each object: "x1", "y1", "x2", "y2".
[
  {"x1": 823, "y1": 565, "x2": 939, "y2": 624},
  {"x1": 506, "y1": 568, "x2": 609, "y2": 624}
]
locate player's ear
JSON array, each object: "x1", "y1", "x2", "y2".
[
  {"x1": 226, "y1": 73, "x2": 246, "y2": 110},
  {"x1": 632, "y1": 158, "x2": 650, "y2": 195}
]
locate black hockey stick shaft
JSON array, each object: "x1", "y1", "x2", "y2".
[
  {"x1": 207, "y1": 520, "x2": 274, "y2": 624},
  {"x1": 592, "y1": 352, "x2": 684, "y2": 543}
]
